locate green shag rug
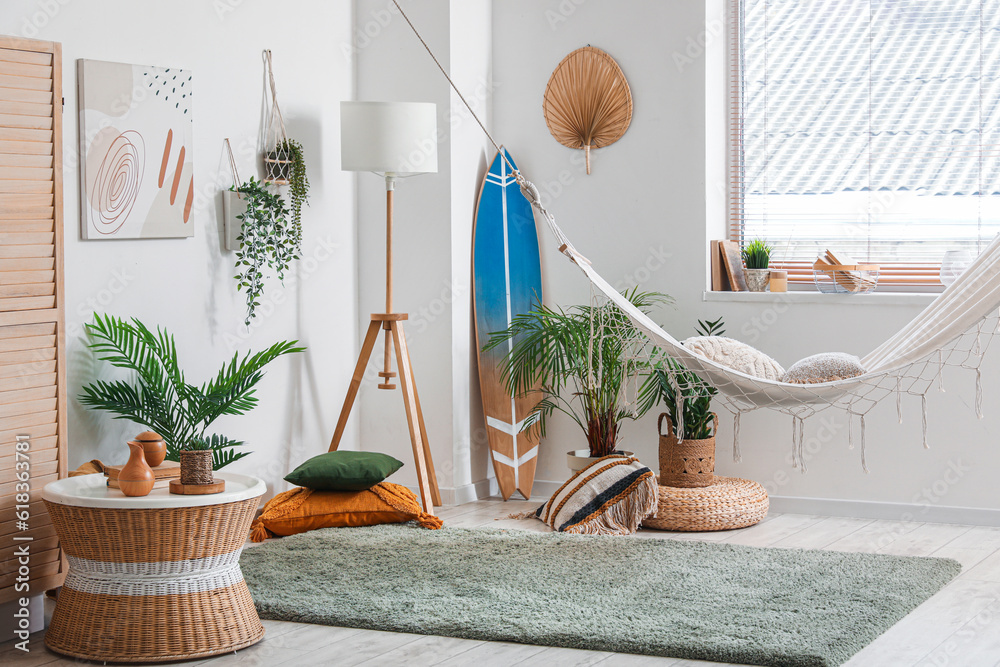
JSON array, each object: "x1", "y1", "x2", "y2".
[{"x1": 240, "y1": 524, "x2": 960, "y2": 667}]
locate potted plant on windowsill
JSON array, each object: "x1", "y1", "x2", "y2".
[
  {"x1": 78, "y1": 314, "x2": 304, "y2": 470},
  {"x1": 484, "y1": 290, "x2": 672, "y2": 473},
  {"x1": 743, "y1": 238, "x2": 773, "y2": 292}
]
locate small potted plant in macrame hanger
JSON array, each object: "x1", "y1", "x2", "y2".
[
  {"x1": 261, "y1": 50, "x2": 309, "y2": 249},
  {"x1": 743, "y1": 238, "x2": 773, "y2": 292}
]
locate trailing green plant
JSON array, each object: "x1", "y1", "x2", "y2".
[
  {"x1": 276, "y1": 138, "x2": 309, "y2": 249},
  {"x1": 231, "y1": 176, "x2": 300, "y2": 326},
  {"x1": 78, "y1": 314, "x2": 304, "y2": 470},
  {"x1": 484, "y1": 290, "x2": 673, "y2": 458},
  {"x1": 742, "y1": 238, "x2": 773, "y2": 269},
  {"x1": 653, "y1": 358, "x2": 718, "y2": 440},
  {"x1": 695, "y1": 316, "x2": 726, "y2": 337}
]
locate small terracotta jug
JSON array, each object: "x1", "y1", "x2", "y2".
[
  {"x1": 135, "y1": 430, "x2": 166, "y2": 467},
  {"x1": 119, "y1": 441, "x2": 155, "y2": 497}
]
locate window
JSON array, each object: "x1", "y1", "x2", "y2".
[{"x1": 729, "y1": 0, "x2": 1000, "y2": 286}]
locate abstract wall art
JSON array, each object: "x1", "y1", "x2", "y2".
[{"x1": 78, "y1": 59, "x2": 193, "y2": 239}]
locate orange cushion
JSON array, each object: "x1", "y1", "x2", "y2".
[
  {"x1": 261, "y1": 489, "x2": 411, "y2": 536},
  {"x1": 250, "y1": 482, "x2": 442, "y2": 541}
]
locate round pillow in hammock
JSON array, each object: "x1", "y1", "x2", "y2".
[{"x1": 543, "y1": 46, "x2": 633, "y2": 175}]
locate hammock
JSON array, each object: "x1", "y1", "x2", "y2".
[{"x1": 391, "y1": 1, "x2": 1000, "y2": 471}]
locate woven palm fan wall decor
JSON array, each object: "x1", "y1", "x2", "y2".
[{"x1": 543, "y1": 46, "x2": 633, "y2": 174}]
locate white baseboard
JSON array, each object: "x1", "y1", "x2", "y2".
[
  {"x1": 478, "y1": 478, "x2": 562, "y2": 503},
  {"x1": 768, "y1": 495, "x2": 1000, "y2": 527},
  {"x1": 432, "y1": 478, "x2": 563, "y2": 505},
  {"x1": 436, "y1": 479, "x2": 494, "y2": 506},
  {"x1": 433, "y1": 484, "x2": 1000, "y2": 526}
]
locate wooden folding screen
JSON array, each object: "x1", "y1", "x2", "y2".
[{"x1": 0, "y1": 35, "x2": 67, "y2": 603}]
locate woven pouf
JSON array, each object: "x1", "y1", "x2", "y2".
[{"x1": 643, "y1": 476, "x2": 769, "y2": 532}]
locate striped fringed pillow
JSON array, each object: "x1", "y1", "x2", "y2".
[{"x1": 535, "y1": 455, "x2": 658, "y2": 535}]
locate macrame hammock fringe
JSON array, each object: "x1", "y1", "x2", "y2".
[{"x1": 390, "y1": 0, "x2": 999, "y2": 473}]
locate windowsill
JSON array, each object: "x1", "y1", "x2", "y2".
[{"x1": 703, "y1": 290, "x2": 939, "y2": 306}]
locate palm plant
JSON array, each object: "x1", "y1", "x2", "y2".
[
  {"x1": 695, "y1": 317, "x2": 726, "y2": 337},
  {"x1": 653, "y1": 316, "x2": 725, "y2": 440},
  {"x1": 78, "y1": 314, "x2": 304, "y2": 469},
  {"x1": 484, "y1": 290, "x2": 672, "y2": 457},
  {"x1": 653, "y1": 358, "x2": 718, "y2": 440}
]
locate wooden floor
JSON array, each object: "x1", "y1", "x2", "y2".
[{"x1": 3, "y1": 498, "x2": 1000, "y2": 666}]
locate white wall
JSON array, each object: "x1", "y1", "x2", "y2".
[
  {"x1": 7, "y1": 0, "x2": 996, "y2": 518},
  {"x1": 492, "y1": 0, "x2": 1000, "y2": 515},
  {"x1": 0, "y1": 0, "x2": 358, "y2": 497}
]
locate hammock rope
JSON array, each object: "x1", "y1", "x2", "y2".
[{"x1": 391, "y1": 1, "x2": 1000, "y2": 471}]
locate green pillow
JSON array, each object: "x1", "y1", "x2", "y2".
[{"x1": 284, "y1": 451, "x2": 404, "y2": 491}]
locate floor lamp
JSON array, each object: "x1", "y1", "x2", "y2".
[{"x1": 330, "y1": 101, "x2": 441, "y2": 513}]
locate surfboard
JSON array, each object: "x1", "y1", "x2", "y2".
[{"x1": 472, "y1": 147, "x2": 543, "y2": 501}]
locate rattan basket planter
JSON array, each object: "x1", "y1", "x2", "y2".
[
  {"x1": 180, "y1": 449, "x2": 214, "y2": 485},
  {"x1": 643, "y1": 476, "x2": 769, "y2": 532},
  {"x1": 42, "y1": 474, "x2": 265, "y2": 663},
  {"x1": 657, "y1": 412, "x2": 717, "y2": 488}
]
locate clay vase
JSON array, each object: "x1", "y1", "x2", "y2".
[
  {"x1": 119, "y1": 441, "x2": 156, "y2": 497},
  {"x1": 135, "y1": 430, "x2": 166, "y2": 467}
]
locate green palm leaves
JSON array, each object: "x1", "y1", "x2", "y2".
[
  {"x1": 78, "y1": 314, "x2": 304, "y2": 469},
  {"x1": 484, "y1": 290, "x2": 672, "y2": 457}
]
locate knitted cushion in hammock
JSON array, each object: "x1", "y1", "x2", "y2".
[
  {"x1": 249, "y1": 481, "x2": 442, "y2": 542},
  {"x1": 784, "y1": 352, "x2": 866, "y2": 384},
  {"x1": 534, "y1": 455, "x2": 657, "y2": 535},
  {"x1": 682, "y1": 336, "x2": 785, "y2": 381}
]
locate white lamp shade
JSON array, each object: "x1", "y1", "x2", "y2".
[{"x1": 340, "y1": 101, "x2": 438, "y2": 175}]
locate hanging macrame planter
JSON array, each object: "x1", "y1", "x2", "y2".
[
  {"x1": 258, "y1": 49, "x2": 308, "y2": 250},
  {"x1": 543, "y1": 46, "x2": 633, "y2": 175},
  {"x1": 262, "y1": 49, "x2": 292, "y2": 184}
]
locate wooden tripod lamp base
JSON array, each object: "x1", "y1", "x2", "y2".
[
  {"x1": 328, "y1": 313, "x2": 441, "y2": 514},
  {"x1": 337, "y1": 101, "x2": 442, "y2": 514}
]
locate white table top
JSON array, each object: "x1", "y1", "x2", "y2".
[{"x1": 43, "y1": 472, "x2": 266, "y2": 509}]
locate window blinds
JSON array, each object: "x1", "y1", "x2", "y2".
[{"x1": 729, "y1": 0, "x2": 1000, "y2": 285}]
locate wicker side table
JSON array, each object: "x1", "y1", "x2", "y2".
[{"x1": 42, "y1": 472, "x2": 266, "y2": 663}]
